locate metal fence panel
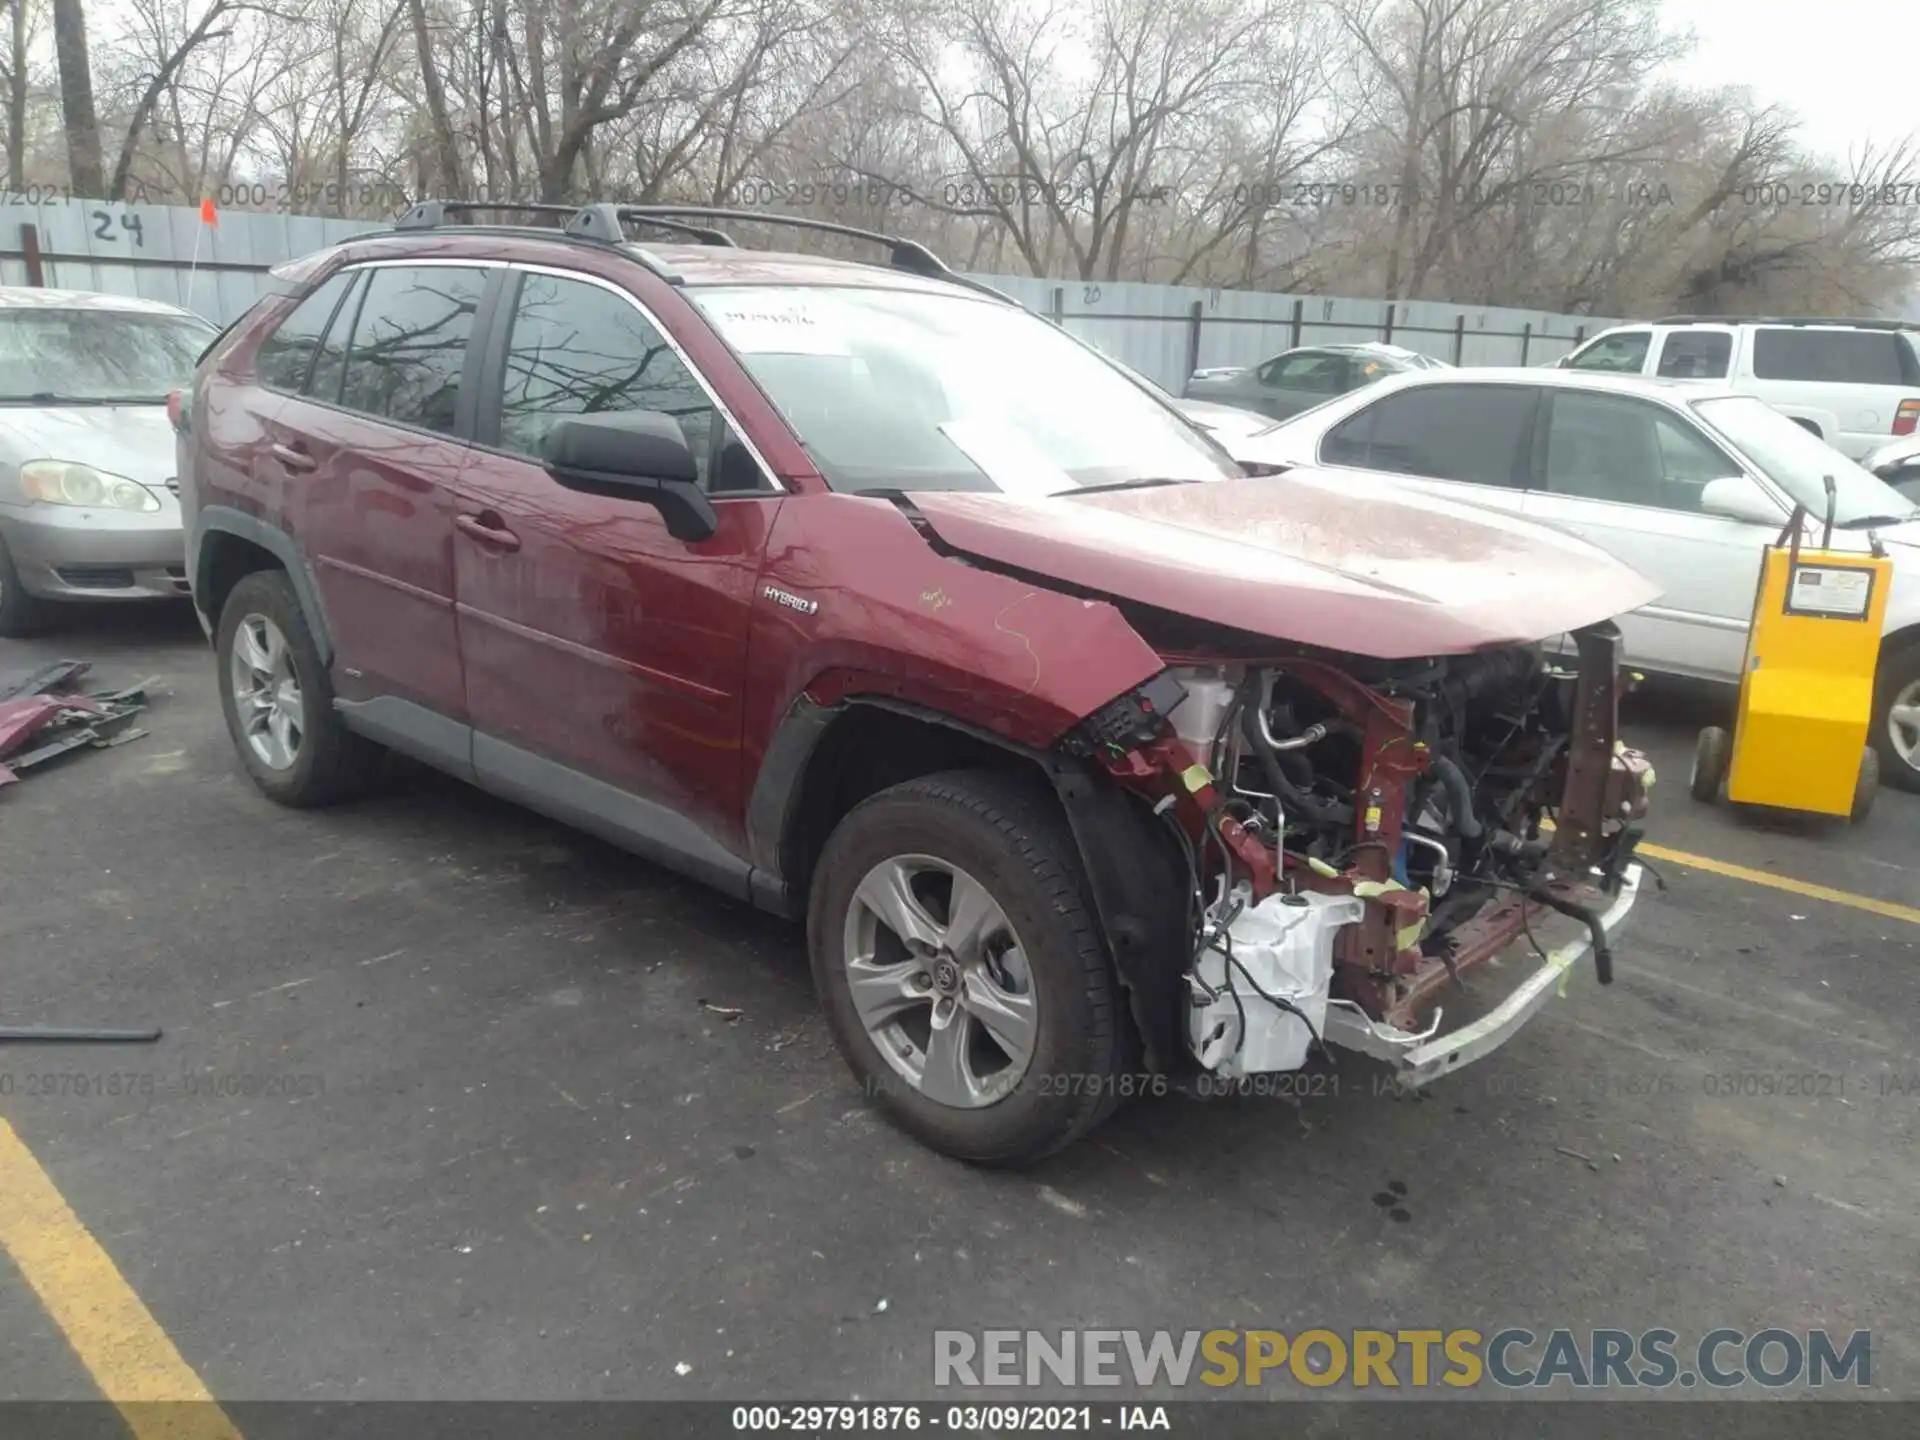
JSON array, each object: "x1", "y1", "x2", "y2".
[{"x1": 4, "y1": 201, "x2": 1622, "y2": 384}]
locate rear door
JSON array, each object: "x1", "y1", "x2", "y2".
[
  {"x1": 450, "y1": 265, "x2": 782, "y2": 872},
  {"x1": 1520, "y1": 388, "x2": 1769, "y2": 680},
  {"x1": 1313, "y1": 381, "x2": 1539, "y2": 517},
  {"x1": 267, "y1": 260, "x2": 495, "y2": 738},
  {"x1": 1653, "y1": 327, "x2": 1736, "y2": 381},
  {"x1": 1744, "y1": 327, "x2": 1920, "y2": 459}
]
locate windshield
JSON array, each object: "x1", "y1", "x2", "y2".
[
  {"x1": 689, "y1": 286, "x2": 1239, "y2": 495},
  {"x1": 0, "y1": 308, "x2": 216, "y2": 403},
  {"x1": 1692, "y1": 395, "x2": 1920, "y2": 527}
]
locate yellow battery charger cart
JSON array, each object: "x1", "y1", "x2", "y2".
[{"x1": 1690, "y1": 489, "x2": 1891, "y2": 822}]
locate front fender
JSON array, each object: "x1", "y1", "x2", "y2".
[{"x1": 741, "y1": 493, "x2": 1167, "y2": 765}]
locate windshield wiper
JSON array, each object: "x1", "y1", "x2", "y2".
[
  {"x1": 1839, "y1": 513, "x2": 1920, "y2": 529},
  {"x1": 1069, "y1": 476, "x2": 1195, "y2": 496},
  {"x1": 0, "y1": 392, "x2": 158, "y2": 406}
]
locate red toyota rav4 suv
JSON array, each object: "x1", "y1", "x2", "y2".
[{"x1": 177, "y1": 202, "x2": 1657, "y2": 1165}]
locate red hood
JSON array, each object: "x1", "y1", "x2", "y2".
[{"x1": 909, "y1": 468, "x2": 1663, "y2": 659}]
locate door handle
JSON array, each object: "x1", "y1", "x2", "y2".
[
  {"x1": 456, "y1": 512, "x2": 521, "y2": 553},
  {"x1": 270, "y1": 441, "x2": 317, "y2": 473}
]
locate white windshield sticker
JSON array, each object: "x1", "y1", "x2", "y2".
[
  {"x1": 707, "y1": 300, "x2": 852, "y2": 357},
  {"x1": 937, "y1": 419, "x2": 1076, "y2": 496}
]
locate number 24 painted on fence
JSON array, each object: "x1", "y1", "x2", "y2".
[{"x1": 89, "y1": 211, "x2": 146, "y2": 248}]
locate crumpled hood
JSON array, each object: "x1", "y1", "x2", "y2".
[
  {"x1": 0, "y1": 404, "x2": 178, "y2": 487},
  {"x1": 909, "y1": 468, "x2": 1664, "y2": 659}
]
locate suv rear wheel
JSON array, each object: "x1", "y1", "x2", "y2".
[
  {"x1": 215, "y1": 570, "x2": 382, "y2": 806},
  {"x1": 808, "y1": 770, "x2": 1130, "y2": 1166}
]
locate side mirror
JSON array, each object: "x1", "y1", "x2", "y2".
[
  {"x1": 1700, "y1": 474, "x2": 1786, "y2": 526},
  {"x1": 541, "y1": 411, "x2": 718, "y2": 543}
]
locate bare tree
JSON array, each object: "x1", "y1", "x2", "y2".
[
  {"x1": 51, "y1": 0, "x2": 103, "y2": 195},
  {"x1": 3, "y1": 0, "x2": 33, "y2": 187}
]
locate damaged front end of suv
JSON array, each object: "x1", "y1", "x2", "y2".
[
  {"x1": 1056, "y1": 627, "x2": 1651, "y2": 1093},
  {"x1": 892, "y1": 469, "x2": 1659, "y2": 1108}
]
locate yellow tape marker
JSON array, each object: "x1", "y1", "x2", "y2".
[
  {"x1": 1179, "y1": 763, "x2": 1212, "y2": 793},
  {"x1": 0, "y1": 1117, "x2": 243, "y2": 1440}
]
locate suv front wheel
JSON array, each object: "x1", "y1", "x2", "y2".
[
  {"x1": 808, "y1": 770, "x2": 1133, "y2": 1166},
  {"x1": 215, "y1": 570, "x2": 382, "y2": 806}
]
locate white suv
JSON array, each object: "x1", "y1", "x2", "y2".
[{"x1": 1558, "y1": 318, "x2": 1920, "y2": 461}]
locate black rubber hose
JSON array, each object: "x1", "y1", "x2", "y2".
[
  {"x1": 1430, "y1": 754, "x2": 1485, "y2": 840},
  {"x1": 1240, "y1": 699, "x2": 1352, "y2": 825}
]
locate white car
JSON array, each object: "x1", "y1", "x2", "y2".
[
  {"x1": 1226, "y1": 367, "x2": 1920, "y2": 789},
  {"x1": 1557, "y1": 317, "x2": 1920, "y2": 462}
]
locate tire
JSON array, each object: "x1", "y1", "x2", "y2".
[
  {"x1": 1871, "y1": 645, "x2": 1920, "y2": 794},
  {"x1": 1852, "y1": 746, "x2": 1879, "y2": 823},
  {"x1": 807, "y1": 769, "x2": 1130, "y2": 1167},
  {"x1": 0, "y1": 536, "x2": 54, "y2": 638},
  {"x1": 215, "y1": 569, "x2": 382, "y2": 807},
  {"x1": 1690, "y1": 725, "x2": 1732, "y2": 803}
]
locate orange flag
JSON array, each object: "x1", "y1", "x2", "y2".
[{"x1": 199, "y1": 197, "x2": 218, "y2": 227}]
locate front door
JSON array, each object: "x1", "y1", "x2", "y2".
[
  {"x1": 451, "y1": 267, "x2": 780, "y2": 874},
  {"x1": 1521, "y1": 388, "x2": 1776, "y2": 681}
]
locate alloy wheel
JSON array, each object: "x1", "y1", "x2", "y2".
[
  {"x1": 229, "y1": 612, "x2": 305, "y2": 771},
  {"x1": 841, "y1": 854, "x2": 1038, "y2": 1109},
  {"x1": 1890, "y1": 679, "x2": 1920, "y2": 771}
]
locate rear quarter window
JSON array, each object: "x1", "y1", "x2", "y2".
[{"x1": 1751, "y1": 329, "x2": 1912, "y2": 385}]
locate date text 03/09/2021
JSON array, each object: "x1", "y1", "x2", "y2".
[{"x1": 731, "y1": 1405, "x2": 1168, "y2": 1432}]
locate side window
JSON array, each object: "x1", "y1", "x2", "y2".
[
  {"x1": 1319, "y1": 385, "x2": 1535, "y2": 486},
  {"x1": 1543, "y1": 392, "x2": 1740, "y2": 512},
  {"x1": 338, "y1": 265, "x2": 488, "y2": 435},
  {"x1": 1263, "y1": 353, "x2": 1344, "y2": 393},
  {"x1": 306, "y1": 270, "x2": 366, "y2": 404},
  {"x1": 1752, "y1": 329, "x2": 1907, "y2": 384},
  {"x1": 496, "y1": 272, "x2": 766, "y2": 493},
  {"x1": 254, "y1": 271, "x2": 355, "y2": 394},
  {"x1": 1655, "y1": 330, "x2": 1732, "y2": 379},
  {"x1": 1565, "y1": 331, "x2": 1651, "y2": 373}
]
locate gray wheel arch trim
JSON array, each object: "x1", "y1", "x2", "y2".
[{"x1": 191, "y1": 506, "x2": 334, "y2": 664}]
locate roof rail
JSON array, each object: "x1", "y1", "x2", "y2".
[
  {"x1": 596, "y1": 205, "x2": 1017, "y2": 302},
  {"x1": 1653, "y1": 314, "x2": 1920, "y2": 331},
  {"x1": 383, "y1": 197, "x2": 1015, "y2": 301},
  {"x1": 394, "y1": 200, "x2": 579, "y2": 230},
  {"x1": 383, "y1": 198, "x2": 685, "y2": 284}
]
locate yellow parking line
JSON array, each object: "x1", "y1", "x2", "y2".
[
  {"x1": 0, "y1": 1117, "x2": 242, "y2": 1440},
  {"x1": 1637, "y1": 841, "x2": 1920, "y2": 928}
]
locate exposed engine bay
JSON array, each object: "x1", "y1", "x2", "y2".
[{"x1": 1064, "y1": 625, "x2": 1653, "y2": 1085}]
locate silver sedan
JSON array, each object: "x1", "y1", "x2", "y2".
[{"x1": 0, "y1": 287, "x2": 217, "y2": 635}]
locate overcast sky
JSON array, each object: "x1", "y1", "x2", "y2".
[{"x1": 1659, "y1": 0, "x2": 1920, "y2": 162}]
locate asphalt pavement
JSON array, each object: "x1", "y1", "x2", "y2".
[{"x1": 2, "y1": 602, "x2": 1917, "y2": 1411}]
